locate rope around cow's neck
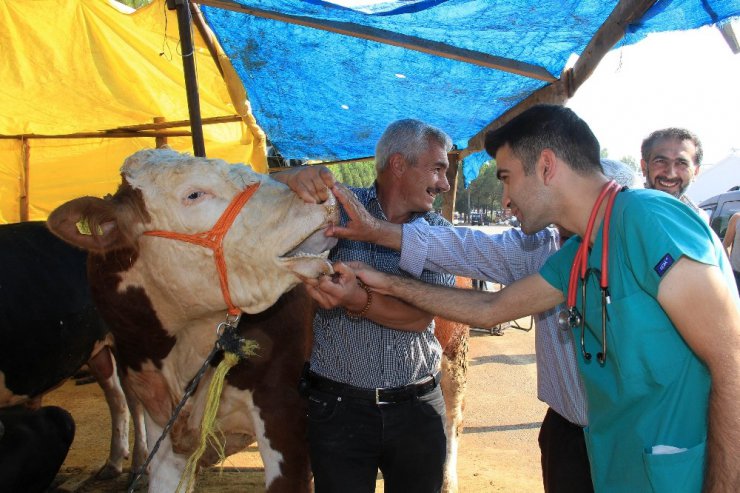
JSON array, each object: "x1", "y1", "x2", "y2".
[
  {"x1": 176, "y1": 321, "x2": 258, "y2": 493},
  {"x1": 127, "y1": 316, "x2": 258, "y2": 493}
]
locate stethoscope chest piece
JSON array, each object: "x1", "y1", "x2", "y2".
[{"x1": 557, "y1": 307, "x2": 581, "y2": 331}]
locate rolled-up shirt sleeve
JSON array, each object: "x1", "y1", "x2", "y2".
[
  {"x1": 399, "y1": 218, "x2": 432, "y2": 278},
  {"x1": 399, "y1": 220, "x2": 559, "y2": 284}
]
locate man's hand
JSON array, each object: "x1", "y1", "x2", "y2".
[
  {"x1": 326, "y1": 184, "x2": 401, "y2": 247},
  {"x1": 323, "y1": 184, "x2": 402, "y2": 249},
  {"x1": 348, "y1": 261, "x2": 395, "y2": 296},
  {"x1": 303, "y1": 262, "x2": 368, "y2": 310},
  {"x1": 274, "y1": 165, "x2": 335, "y2": 204}
]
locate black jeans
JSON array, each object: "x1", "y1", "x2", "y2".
[
  {"x1": 307, "y1": 385, "x2": 447, "y2": 493},
  {"x1": 538, "y1": 407, "x2": 594, "y2": 493}
]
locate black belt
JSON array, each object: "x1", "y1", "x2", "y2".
[{"x1": 307, "y1": 371, "x2": 440, "y2": 405}]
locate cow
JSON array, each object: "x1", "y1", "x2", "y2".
[
  {"x1": 47, "y1": 148, "x2": 470, "y2": 492},
  {"x1": 0, "y1": 405, "x2": 75, "y2": 492},
  {"x1": 435, "y1": 279, "x2": 470, "y2": 493},
  {"x1": 47, "y1": 148, "x2": 339, "y2": 492},
  {"x1": 0, "y1": 221, "x2": 146, "y2": 481}
]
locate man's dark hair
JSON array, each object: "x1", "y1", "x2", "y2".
[
  {"x1": 484, "y1": 105, "x2": 602, "y2": 176},
  {"x1": 640, "y1": 128, "x2": 703, "y2": 166}
]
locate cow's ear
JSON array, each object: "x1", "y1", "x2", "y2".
[{"x1": 47, "y1": 197, "x2": 125, "y2": 253}]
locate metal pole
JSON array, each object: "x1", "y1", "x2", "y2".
[{"x1": 167, "y1": 0, "x2": 206, "y2": 157}]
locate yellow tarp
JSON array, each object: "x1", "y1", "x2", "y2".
[{"x1": 0, "y1": 0, "x2": 267, "y2": 223}]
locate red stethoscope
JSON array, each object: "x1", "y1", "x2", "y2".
[{"x1": 557, "y1": 180, "x2": 622, "y2": 365}]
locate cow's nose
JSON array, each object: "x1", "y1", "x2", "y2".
[
  {"x1": 323, "y1": 190, "x2": 339, "y2": 220},
  {"x1": 324, "y1": 190, "x2": 337, "y2": 206}
]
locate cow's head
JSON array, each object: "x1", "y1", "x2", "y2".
[{"x1": 48, "y1": 149, "x2": 338, "y2": 315}]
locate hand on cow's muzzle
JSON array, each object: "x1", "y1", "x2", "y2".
[{"x1": 280, "y1": 165, "x2": 336, "y2": 204}]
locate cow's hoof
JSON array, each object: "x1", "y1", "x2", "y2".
[
  {"x1": 127, "y1": 471, "x2": 149, "y2": 491},
  {"x1": 95, "y1": 462, "x2": 123, "y2": 480}
]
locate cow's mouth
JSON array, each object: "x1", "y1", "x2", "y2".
[
  {"x1": 279, "y1": 192, "x2": 340, "y2": 278},
  {"x1": 279, "y1": 227, "x2": 337, "y2": 278},
  {"x1": 283, "y1": 228, "x2": 337, "y2": 259}
]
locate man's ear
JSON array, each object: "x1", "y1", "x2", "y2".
[
  {"x1": 540, "y1": 149, "x2": 558, "y2": 185},
  {"x1": 388, "y1": 153, "x2": 407, "y2": 177},
  {"x1": 640, "y1": 159, "x2": 649, "y2": 177}
]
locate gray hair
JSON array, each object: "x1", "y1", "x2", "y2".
[
  {"x1": 375, "y1": 119, "x2": 452, "y2": 172},
  {"x1": 601, "y1": 158, "x2": 639, "y2": 188},
  {"x1": 640, "y1": 128, "x2": 703, "y2": 166}
]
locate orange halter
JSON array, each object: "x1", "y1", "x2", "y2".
[{"x1": 143, "y1": 183, "x2": 260, "y2": 316}]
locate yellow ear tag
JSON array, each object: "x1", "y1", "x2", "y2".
[{"x1": 75, "y1": 218, "x2": 103, "y2": 236}]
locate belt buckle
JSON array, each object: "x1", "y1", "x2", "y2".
[{"x1": 375, "y1": 387, "x2": 389, "y2": 405}]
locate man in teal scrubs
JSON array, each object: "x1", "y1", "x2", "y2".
[{"x1": 333, "y1": 105, "x2": 740, "y2": 492}]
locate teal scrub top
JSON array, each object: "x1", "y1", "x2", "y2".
[{"x1": 540, "y1": 189, "x2": 734, "y2": 492}]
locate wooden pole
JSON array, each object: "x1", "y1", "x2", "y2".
[
  {"x1": 167, "y1": 0, "x2": 206, "y2": 157},
  {"x1": 462, "y1": 0, "x2": 657, "y2": 158},
  {"x1": 154, "y1": 117, "x2": 167, "y2": 148},
  {"x1": 190, "y1": 2, "x2": 225, "y2": 77},
  {"x1": 20, "y1": 138, "x2": 29, "y2": 222},
  {"x1": 0, "y1": 131, "x2": 192, "y2": 140},
  {"x1": 441, "y1": 151, "x2": 460, "y2": 223}
]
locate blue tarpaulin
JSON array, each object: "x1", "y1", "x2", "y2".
[{"x1": 201, "y1": 1, "x2": 739, "y2": 184}]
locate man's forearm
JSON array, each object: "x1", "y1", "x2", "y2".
[
  {"x1": 356, "y1": 266, "x2": 562, "y2": 329},
  {"x1": 703, "y1": 377, "x2": 740, "y2": 491},
  {"x1": 369, "y1": 221, "x2": 402, "y2": 250},
  {"x1": 364, "y1": 291, "x2": 434, "y2": 332},
  {"x1": 384, "y1": 275, "x2": 502, "y2": 328}
]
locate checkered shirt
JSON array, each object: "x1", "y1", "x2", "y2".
[{"x1": 309, "y1": 184, "x2": 455, "y2": 389}]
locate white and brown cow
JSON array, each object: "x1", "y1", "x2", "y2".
[
  {"x1": 48, "y1": 149, "x2": 339, "y2": 492},
  {"x1": 436, "y1": 278, "x2": 470, "y2": 493}
]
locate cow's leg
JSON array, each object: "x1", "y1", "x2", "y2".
[
  {"x1": 87, "y1": 342, "x2": 130, "y2": 479},
  {"x1": 144, "y1": 414, "x2": 190, "y2": 493},
  {"x1": 22, "y1": 395, "x2": 43, "y2": 411},
  {"x1": 123, "y1": 381, "x2": 149, "y2": 484},
  {"x1": 248, "y1": 392, "x2": 312, "y2": 493},
  {"x1": 440, "y1": 331, "x2": 469, "y2": 493}
]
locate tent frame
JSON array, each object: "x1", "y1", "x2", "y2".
[{"x1": 178, "y1": 0, "x2": 657, "y2": 220}]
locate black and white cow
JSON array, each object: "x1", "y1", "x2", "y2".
[{"x1": 0, "y1": 221, "x2": 146, "y2": 481}]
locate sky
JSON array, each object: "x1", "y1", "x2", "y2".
[{"x1": 568, "y1": 25, "x2": 740, "y2": 166}]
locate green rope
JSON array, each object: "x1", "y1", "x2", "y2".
[{"x1": 176, "y1": 338, "x2": 258, "y2": 493}]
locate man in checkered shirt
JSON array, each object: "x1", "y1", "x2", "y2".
[{"x1": 276, "y1": 119, "x2": 456, "y2": 493}]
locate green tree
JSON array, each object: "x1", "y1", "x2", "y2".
[
  {"x1": 116, "y1": 0, "x2": 152, "y2": 8},
  {"x1": 619, "y1": 155, "x2": 641, "y2": 174},
  {"x1": 469, "y1": 161, "x2": 503, "y2": 218},
  {"x1": 600, "y1": 147, "x2": 609, "y2": 158},
  {"x1": 450, "y1": 160, "x2": 503, "y2": 222},
  {"x1": 329, "y1": 160, "x2": 376, "y2": 188}
]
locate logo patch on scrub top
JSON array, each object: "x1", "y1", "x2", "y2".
[{"x1": 654, "y1": 253, "x2": 675, "y2": 277}]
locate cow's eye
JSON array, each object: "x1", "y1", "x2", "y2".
[{"x1": 186, "y1": 191, "x2": 206, "y2": 201}]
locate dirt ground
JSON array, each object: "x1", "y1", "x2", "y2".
[{"x1": 44, "y1": 322, "x2": 545, "y2": 492}]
